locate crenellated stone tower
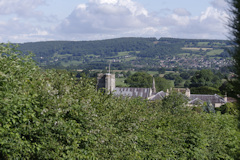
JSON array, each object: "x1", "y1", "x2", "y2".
[{"x1": 97, "y1": 73, "x2": 115, "y2": 93}]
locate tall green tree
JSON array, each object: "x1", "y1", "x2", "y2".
[
  {"x1": 229, "y1": 0, "x2": 240, "y2": 103},
  {"x1": 155, "y1": 77, "x2": 174, "y2": 92}
]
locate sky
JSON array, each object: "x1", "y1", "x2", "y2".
[{"x1": 0, "y1": 0, "x2": 231, "y2": 43}]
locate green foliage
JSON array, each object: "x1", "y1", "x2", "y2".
[
  {"x1": 164, "y1": 72, "x2": 177, "y2": 80},
  {"x1": 202, "y1": 101, "x2": 216, "y2": 113},
  {"x1": 229, "y1": 0, "x2": 240, "y2": 105},
  {"x1": 158, "y1": 67, "x2": 166, "y2": 74},
  {"x1": 162, "y1": 92, "x2": 188, "y2": 113},
  {"x1": 219, "y1": 81, "x2": 236, "y2": 97},
  {"x1": 155, "y1": 77, "x2": 174, "y2": 92},
  {"x1": 184, "y1": 80, "x2": 191, "y2": 88},
  {"x1": 216, "y1": 102, "x2": 239, "y2": 116},
  {"x1": 0, "y1": 44, "x2": 240, "y2": 159},
  {"x1": 125, "y1": 72, "x2": 152, "y2": 88},
  {"x1": 191, "y1": 86, "x2": 221, "y2": 95},
  {"x1": 0, "y1": 44, "x2": 96, "y2": 159},
  {"x1": 190, "y1": 69, "x2": 222, "y2": 88},
  {"x1": 180, "y1": 72, "x2": 191, "y2": 80},
  {"x1": 174, "y1": 76, "x2": 183, "y2": 87}
]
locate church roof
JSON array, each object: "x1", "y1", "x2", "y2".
[
  {"x1": 148, "y1": 91, "x2": 166, "y2": 101},
  {"x1": 113, "y1": 87, "x2": 152, "y2": 99}
]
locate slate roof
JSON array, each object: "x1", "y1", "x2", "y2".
[
  {"x1": 188, "y1": 98, "x2": 204, "y2": 105},
  {"x1": 113, "y1": 87, "x2": 152, "y2": 99},
  {"x1": 148, "y1": 91, "x2": 166, "y2": 101},
  {"x1": 189, "y1": 94, "x2": 226, "y2": 105}
]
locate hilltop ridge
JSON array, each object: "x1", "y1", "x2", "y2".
[{"x1": 18, "y1": 37, "x2": 232, "y2": 70}]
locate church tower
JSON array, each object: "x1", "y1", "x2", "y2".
[{"x1": 97, "y1": 73, "x2": 115, "y2": 93}]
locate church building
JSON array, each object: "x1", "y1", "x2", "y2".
[{"x1": 96, "y1": 73, "x2": 228, "y2": 107}]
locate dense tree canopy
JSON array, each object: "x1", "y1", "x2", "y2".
[
  {"x1": 124, "y1": 72, "x2": 152, "y2": 88},
  {"x1": 190, "y1": 69, "x2": 222, "y2": 88},
  {"x1": 155, "y1": 77, "x2": 174, "y2": 92}
]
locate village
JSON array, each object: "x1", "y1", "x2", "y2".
[{"x1": 97, "y1": 72, "x2": 229, "y2": 108}]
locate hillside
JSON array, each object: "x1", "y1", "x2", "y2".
[{"x1": 18, "y1": 37, "x2": 232, "y2": 70}]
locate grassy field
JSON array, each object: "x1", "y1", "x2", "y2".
[
  {"x1": 61, "y1": 60, "x2": 82, "y2": 67},
  {"x1": 206, "y1": 49, "x2": 224, "y2": 56},
  {"x1": 213, "y1": 42, "x2": 226, "y2": 46},
  {"x1": 53, "y1": 53, "x2": 72, "y2": 58},
  {"x1": 147, "y1": 71, "x2": 158, "y2": 76},
  {"x1": 118, "y1": 51, "x2": 130, "y2": 56},
  {"x1": 125, "y1": 56, "x2": 137, "y2": 61},
  {"x1": 182, "y1": 47, "x2": 212, "y2": 51},
  {"x1": 197, "y1": 42, "x2": 209, "y2": 46}
]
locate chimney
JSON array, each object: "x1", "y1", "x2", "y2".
[
  {"x1": 166, "y1": 89, "x2": 169, "y2": 96},
  {"x1": 224, "y1": 93, "x2": 227, "y2": 102},
  {"x1": 185, "y1": 88, "x2": 191, "y2": 98}
]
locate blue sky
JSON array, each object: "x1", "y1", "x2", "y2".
[{"x1": 0, "y1": 0, "x2": 230, "y2": 43}]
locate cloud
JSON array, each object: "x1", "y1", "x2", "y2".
[
  {"x1": 169, "y1": 6, "x2": 229, "y2": 39},
  {"x1": 0, "y1": 0, "x2": 45, "y2": 17},
  {"x1": 0, "y1": 18, "x2": 51, "y2": 43},
  {"x1": 211, "y1": 0, "x2": 228, "y2": 11},
  {"x1": 57, "y1": 0, "x2": 158, "y2": 37},
  {"x1": 173, "y1": 8, "x2": 191, "y2": 17},
  {"x1": 0, "y1": 0, "x2": 231, "y2": 42},
  {"x1": 56, "y1": 0, "x2": 230, "y2": 41}
]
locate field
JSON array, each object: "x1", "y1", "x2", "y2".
[
  {"x1": 182, "y1": 47, "x2": 213, "y2": 51},
  {"x1": 61, "y1": 60, "x2": 82, "y2": 67},
  {"x1": 206, "y1": 49, "x2": 224, "y2": 56}
]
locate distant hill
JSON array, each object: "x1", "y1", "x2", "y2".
[{"x1": 17, "y1": 37, "x2": 232, "y2": 70}]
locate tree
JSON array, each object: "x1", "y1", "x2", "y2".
[
  {"x1": 174, "y1": 75, "x2": 183, "y2": 87},
  {"x1": 164, "y1": 73, "x2": 176, "y2": 80},
  {"x1": 184, "y1": 80, "x2": 191, "y2": 88},
  {"x1": 126, "y1": 70, "x2": 132, "y2": 77},
  {"x1": 125, "y1": 72, "x2": 152, "y2": 88},
  {"x1": 162, "y1": 91, "x2": 188, "y2": 114},
  {"x1": 229, "y1": 0, "x2": 240, "y2": 103},
  {"x1": 219, "y1": 81, "x2": 236, "y2": 97},
  {"x1": 0, "y1": 44, "x2": 97, "y2": 159},
  {"x1": 190, "y1": 69, "x2": 221, "y2": 88},
  {"x1": 191, "y1": 86, "x2": 221, "y2": 95},
  {"x1": 180, "y1": 72, "x2": 190, "y2": 80},
  {"x1": 216, "y1": 102, "x2": 239, "y2": 115},
  {"x1": 173, "y1": 67, "x2": 179, "y2": 73},
  {"x1": 158, "y1": 67, "x2": 166, "y2": 74},
  {"x1": 155, "y1": 77, "x2": 174, "y2": 92}
]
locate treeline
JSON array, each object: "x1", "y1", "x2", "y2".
[{"x1": 18, "y1": 37, "x2": 156, "y2": 58}]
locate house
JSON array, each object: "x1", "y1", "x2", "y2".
[{"x1": 173, "y1": 88, "x2": 227, "y2": 107}]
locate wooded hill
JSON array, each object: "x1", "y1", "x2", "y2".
[{"x1": 18, "y1": 37, "x2": 232, "y2": 70}]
